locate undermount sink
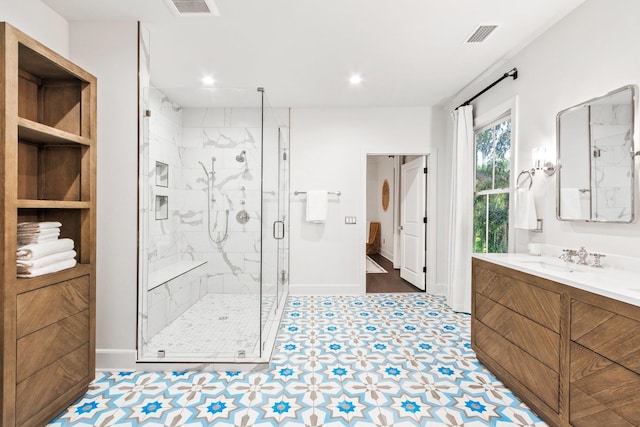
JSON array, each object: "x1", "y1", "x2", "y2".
[{"x1": 516, "y1": 259, "x2": 583, "y2": 273}]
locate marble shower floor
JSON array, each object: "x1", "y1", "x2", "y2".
[
  {"x1": 144, "y1": 293, "x2": 276, "y2": 358},
  {"x1": 49, "y1": 293, "x2": 547, "y2": 426}
]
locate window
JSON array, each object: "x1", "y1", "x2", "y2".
[{"x1": 473, "y1": 115, "x2": 511, "y2": 253}]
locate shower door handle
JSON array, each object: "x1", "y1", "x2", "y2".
[{"x1": 273, "y1": 221, "x2": 285, "y2": 240}]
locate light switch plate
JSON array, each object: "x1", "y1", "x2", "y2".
[{"x1": 345, "y1": 216, "x2": 357, "y2": 224}]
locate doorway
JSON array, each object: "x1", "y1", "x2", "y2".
[{"x1": 365, "y1": 154, "x2": 428, "y2": 293}]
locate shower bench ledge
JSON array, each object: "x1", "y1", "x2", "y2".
[{"x1": 148, "y1": 260, "x2": 207, "y2": 291}]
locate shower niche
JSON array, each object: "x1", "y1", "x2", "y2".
[{"x1": 137, "y1": 87, "x2": 290, "y2": 363}]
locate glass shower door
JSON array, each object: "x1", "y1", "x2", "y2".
[
  {"x1": 277, "y1": 126, "x2": 290, "y2": 309},
  {"x1": 138, "y1": 86, "x2": 266, "y2": 361},
  {"x1": 260, "y1": 94, "x2": 289, "y2": 354}
]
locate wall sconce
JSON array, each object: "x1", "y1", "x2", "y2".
[{"x1": 532, "y1": 147, "x2": 556, "y2": 176}]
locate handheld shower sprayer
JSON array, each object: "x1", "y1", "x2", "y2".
[{"x1": 199, "y1": 157, "x2": 229, "y2": 244}]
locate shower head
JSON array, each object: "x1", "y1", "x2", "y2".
[{"x1": 236, "y1": 150, "x2": 246, "y2": 163}]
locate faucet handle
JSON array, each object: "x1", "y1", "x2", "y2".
[
  {"x1": 576, "y1": 247, "x2": 589, "y2": 265},
  {"x1": 590, "y1": 253, "x2": 606, "y2": 268},
  {"x1": 560, "y1": 248, "x2": 576, "y2": 262}
]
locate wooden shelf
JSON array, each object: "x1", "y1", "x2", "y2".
[
  {"x1": 1, "y1": 22, "x2": 97, "y2": 427},
  {"x1": 18, "y1": 117, "x2": 90, "y2": 146},
  {"x1": 17, "y1": 200, "x2": 90, "y2": 209},
  {"x1": 15, "y1": 264, "x2": 91, "y2": 295}
]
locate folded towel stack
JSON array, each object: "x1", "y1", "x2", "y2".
[
  {"x1": 16, "y1": 222, "x2": 76, "y2": 278},
  {"x1": 17, "y1": 221, "x2": 61, "y2": 245}
]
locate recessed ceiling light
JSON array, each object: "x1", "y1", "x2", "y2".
[
  {"x1": 349, "y1": 74, "x2": 363, "y2": 85},
  {"x1": 202, "y1": 75, "x2": 215, "y2": 86}
]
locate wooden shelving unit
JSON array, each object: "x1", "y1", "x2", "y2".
[{"x1": 0, "y1": 22, "x2": 96, "y2": 427}]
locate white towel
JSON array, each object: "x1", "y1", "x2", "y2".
[
  {"x1": 18, "y1": 235, "x2": 60, "y2": 246},
  {"x1": 18, "y1": 229, "x2": 61, "y2": 245},
  {"x1": 17, "y1": 258, "x2": 77, "y2": 278},
  {"x1": 560, "y1": 188, "x2": 584, "y2": 220},
  {"x1": 18, "y1": 228, "x2": 60, "y2": 237},
  {"x1": 16, "y1": 238, "x2": 75, "y2": 261},
  {"x1": 514, "y1": 188, "x2": 538, "y2": 230},
  {"x1": 17, "y1": 250, "x2": 77, "y2": 272},
  {"x1": 17, "y1": 221, "x2": 62, "y2": 230},
  {"x1": 305, "y1": 190, "x2": 328, "y2": 223}
]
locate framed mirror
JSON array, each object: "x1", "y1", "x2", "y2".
[{"x1": 556, "y1": 85, "x2": 637, "y2": 222}]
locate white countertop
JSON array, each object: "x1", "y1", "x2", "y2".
[{"x1": 473, "y1": 253, "x2": 640, "y2": 308}]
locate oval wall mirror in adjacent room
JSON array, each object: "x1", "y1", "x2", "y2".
[{"x1": 382, "y1": 179, "x2": 390, "y2": 211}]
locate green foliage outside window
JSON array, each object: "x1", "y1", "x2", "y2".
[{"x1": 473, "y1": 118, "x2": 511, "y2": 253}]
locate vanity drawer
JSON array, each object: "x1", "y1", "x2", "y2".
[
  {"x1": 475, "y1": 321, "x2": 559, "y2": 411},
  {"x1": 570, "y1": 341, "x2": 640, "y2": 426},
  {"x1": 571, "y1": 299, "x2": 640, "y2": 375},
  {"x1": 16, "y1": 310, "x2": 89, "y2": 382},
  {"x1": 475, "y1": 294, "x2": 560, "y2": 371},
  {"x1": 473, "y1": 262, "x2": 561, "y2": 332},
  {"x1": 16, "y1": 275, "x2": 89, "y2": 338},
  {"x1": 15, "y1": 344, "x2": 90, "y2": 425}
]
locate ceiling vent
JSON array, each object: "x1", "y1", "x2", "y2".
[
  {"x1": 165, "y1": 0, "x2": 220, "y2": 16},
  {"x1": 466, "y1": 25, "x2": 498, "y2": 43}
]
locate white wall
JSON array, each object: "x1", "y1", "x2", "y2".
[
  {"x1": 289, "y1": 108, "x2": 441, "y2": 295},
  {"x1": 69, "y1": 21, "x2": 139, "y2": 368},
  {"x1": 441, "y1": 0, "x2": 640, "y2": 281},
  {"x1": 0, "y1": 0, "x2": 69, "y2": 57},
  {"x1": 366, "y1": 156, "x2": 396, "y2": 260}
]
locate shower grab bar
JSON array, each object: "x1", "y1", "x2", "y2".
[{"x1": 294, "y1": 191, "x2": 341, "y2": 196}]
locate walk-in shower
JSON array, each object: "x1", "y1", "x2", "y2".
[{"x1": 137, "y1": 86, "x2": 290, "y2": 362}]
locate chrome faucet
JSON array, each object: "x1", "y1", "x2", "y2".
[
  {"x1": 576, "y1": 247, "x2": 589, "y2": 265},
  {"x1": 590, "y1": 253, "x2": 606, "y2": 268},
  {"x1": 559, "y1": 249, "x2": 577, "y2": 263}
]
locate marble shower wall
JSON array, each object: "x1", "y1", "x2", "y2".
[
  {"x1": 181, "y1": 107, "x2": 264, "y2": 296},
  {"x1": 590, "y1": 103, "x2": 633, "y2": 221},
  {"x1": 148, "y1": 88, "x2": 183, "y2": 272},
  {"x1": 145, "y1": 88, "x2": 205, "y2": 342}
]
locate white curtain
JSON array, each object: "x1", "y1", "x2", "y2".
[{"x1": 447, "y1": 105, "x2": 474, "y2": 314}]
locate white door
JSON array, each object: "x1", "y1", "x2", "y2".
[{"x1": 400, "y1": 156, "x2": 426, "y2": 290}]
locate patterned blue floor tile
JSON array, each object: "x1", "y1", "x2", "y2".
[{"x1": 48, "y1": 293, "x2": 547, "y2": 427}]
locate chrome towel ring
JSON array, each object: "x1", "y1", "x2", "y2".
[{"x1": 516, "y1": 169, "x2": 535, "y2": 190}]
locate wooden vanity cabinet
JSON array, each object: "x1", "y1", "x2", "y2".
[
  {"x1": 472, "y1": 258, "x2": 640, "y2": 427},
  {"x1": 569, "y1": 290, "x2": 640, "y2": 426},
  {"x1": 0, "y1": 23, "x2": 97, "y2": 427},
  {"x1": 472, "y1": 258, "x2": 569, "y2": 426}
]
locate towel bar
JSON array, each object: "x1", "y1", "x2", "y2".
[{"x1": 294, "y1": 191, "x2": 341, "y2": 196}]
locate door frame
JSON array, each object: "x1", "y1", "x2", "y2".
[{"x1": 362, "y1": 151, "x2": 437, "y2": 294}]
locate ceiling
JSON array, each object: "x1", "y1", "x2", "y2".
[{"x1": 43, "y1": 0, "x2": 586, "y2": 108}]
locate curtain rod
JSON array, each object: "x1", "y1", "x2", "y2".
[{"x1": 456, "y1": 67, "x2": 518, "y2": 110}]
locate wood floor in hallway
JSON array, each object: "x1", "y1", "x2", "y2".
[{"x1": 366, "y1": 253, "x2": 422, "y2": 293}]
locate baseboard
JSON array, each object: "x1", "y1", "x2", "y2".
[
  {"x1": 289, "y1": 283, "x2": 364, "y2": 296},
  {"x1": 96, "y1": 348, "x2": 137, "y2": 370},
  {"x1": 429, "y1": 282, "x2": 448, "y2": 297},
  {"x1": 379, "y1": 249, "x2": 394, "y2": 263}
]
